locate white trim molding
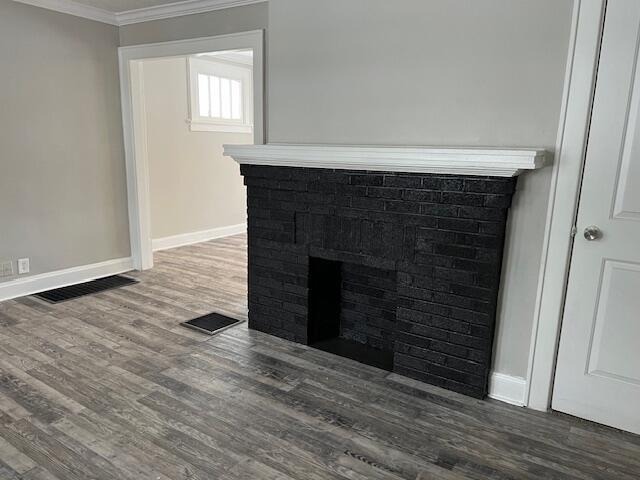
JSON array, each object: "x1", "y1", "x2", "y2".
[
  {"x1": 223, "y1": 144, "x2": 546, "y2": 177},
  {"x1": 189, "y1": 121, "x2": 253, "y2": 133},
  {"x1": 12, "y1": 0, "x2": 118, "y2": 25},
  {"x1": 119, "y1": 30, "x2": 265, "y2": 271},
  {"x1": 187, "y1": 56, "x2": 254, "y2": 134},
  {"x1": 116, "y1": 0, "x2": 266, "y2": 26},
  {"x1": 152, "y1": 223, "x2": 246, "y2": 252},
  {"x1": 11, "y1": 0, "x2": 265, "y2": 26},
  {"x1": 0, "y1": 257, "x2": 133, "y2": 302},
  {"x1": 526, "y1": 0, "x2": 606, "y2": 411},
  {"x1": 488, "y1": 372, "x2": 527, "y2": 407}
]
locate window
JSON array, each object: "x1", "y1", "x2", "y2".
[
  {"x1": 197, "y1": 74, "x2": 242, "y2": 120},
  {"x1": 188, "y1": 56, "x2": 253, "y2": 133}
]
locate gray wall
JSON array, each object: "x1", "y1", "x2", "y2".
[
  {"x1": 267, "y1": 0, "x2": 574, "y2": 378},
  {"x1": 118, "y1": 3, "x2": 268, "y2": 46},
  {"x1": 0, "y1": 0, "x2": 574, "y2": 381},
  {"x1": 0, "y1": 1, "x2": 129, "y2": 282},
  {"x1": 267, "y1": 0, "x2": 570, "y2": 148},
  {"x1": 142, "y1": 57, "x2": 249, "y2": 241}
]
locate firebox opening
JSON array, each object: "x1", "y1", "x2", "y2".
[{"x1": 308, "y1": 257, "x2": 396, "y2": 371}]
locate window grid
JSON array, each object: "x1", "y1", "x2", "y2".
[{"x1": 197, "y1": 73, "x2": 242, "y2": 121}]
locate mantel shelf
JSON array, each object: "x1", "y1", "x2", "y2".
[{"x1": 223, "y1": 144, "x2": 547, "y2": 177}]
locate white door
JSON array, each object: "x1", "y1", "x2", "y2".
[{"x1": 553, "y1": 0, "x2": 640, "y2": 435}]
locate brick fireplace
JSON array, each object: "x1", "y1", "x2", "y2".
[{"x1": 224, "y1": 144, "x2": 545, "y2": 399}]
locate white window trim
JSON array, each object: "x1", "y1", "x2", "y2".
[
  {"x1": 187, "y1": 56, "x2": 254, "y2": 133},
  {"x1": 189, "y1": 122, "x2": 253, "y2": 133}
]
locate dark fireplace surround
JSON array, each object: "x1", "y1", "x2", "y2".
[{"x1": 239, "y1": 162, "x2": 518, "y2": 399}]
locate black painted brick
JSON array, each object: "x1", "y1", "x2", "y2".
[
  {"x1": 437, "y1": 217, "x2": 480, "y2": 233},
  {"x1": 422, "y1": 177, "x2": 464, "y2": 191},
  {"x1": 394, "y1": 353, "x2": 484, "y2": 387},
  {"x1": 420, "y1": 203, "x2": 459, "y2": 217},
  {"x1": 464, "y1": 178, "x2": 517, "y2": 194},
  {"x1": 351, "y1": 196, "x2": 385, "y2": 211},
  {"x1": 433, "y1": 244, "x2": 477, "y2": 260},
  {"x1": 241, "y1": 165, "x2": 515, "y2": 400},
  {"x1": 383, "y1": 175, "x2": 422, "y2": 188},
  {"x1": 441, "y1": 191, "x2": 485, "y2": 206},
  {"x1": 394, "y1": 364, "x2": 484, "y2": 398},
  {"x1": 484, "y1": 194, "x2": 513, "y2": 208},
  {"x1": 351, "y1": 174, "x2": 384, "y2": 186},
  {"x1": 385, "y1": 200, "x2": 422, "y2": 214},
  {"x1": 458, "y1": 206, "x2": 507, "y2": 221},
  {"x1": 366, "y1": 187, "x2": 403, "y2": 199},
  {"x1": 403, "y1": 190, "x2": 441, "y2": 203},
  {"x1": 412, "y1": 253, "x2": 454, "y2": 268}
]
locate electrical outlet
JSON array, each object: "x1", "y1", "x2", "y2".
[
  {"x1": 0, "y1": 261, "x2": 13, "y2": 277},
  {"x1": 17, "y1": 258, "x2": 29, "y2": 275}
]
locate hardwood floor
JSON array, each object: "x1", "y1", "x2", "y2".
[{"x1": 0, "y1": 234, "x2": 638, "y2": 479}]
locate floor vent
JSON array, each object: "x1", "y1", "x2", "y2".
[
  {"x1": 34, "y1": 275, "x2": 138, "y2": 303},
  {"x1": 181, "y1": 312, "x2": 242, "y2": 335}
]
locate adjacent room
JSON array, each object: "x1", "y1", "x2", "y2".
[
  {"x1": 144, "y1": 50, "x2": 253, "y2": 256},
  {"x1": 132, "y1": 48, "x2": 254, "y2": 331},
  {"x1": 0, "y1": 0, "x2": 639, "y2": 479}
]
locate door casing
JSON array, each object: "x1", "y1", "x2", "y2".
[
  {"x1": 526, "y1": 0, "x2": 607, "y2": 411},
  {"x1": 118, "y1": 30, "x2": 265, "y2": 271}
]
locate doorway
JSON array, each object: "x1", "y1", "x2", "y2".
[
  {"x1": 140, "y1": 51, "x2": 252, "y2": 255},
  {"x1": 118, "y1": 31, "x2": 264, "y2": 271},
  {"x1": 552, "y1": 0, "x2": 640, "y2": 435}
]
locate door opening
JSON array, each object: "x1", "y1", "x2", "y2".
[
  {"x1": 552, "y1": 0, "x2": 640, "y2": 435},
  {"x1": 118, "y1": 30, "x2": 264, "y2": 271}
]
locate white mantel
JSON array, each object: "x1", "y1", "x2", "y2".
[{"x1": 223, "y1": 144, "x2": 547, "y2": 177}]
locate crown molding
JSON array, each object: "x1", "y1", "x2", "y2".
[
  {"x1": 12, "y1": 0, "x2": 118, "y2": 25},
  {"x1": 223, "y1": 144, "x2": 547, "y2": 177},
  {"x1": 12, "y1": 0, "x2": 266, "y2": 26},
  {"x1": 116, "y1": 0, "x2": 267, "y2": 25}
]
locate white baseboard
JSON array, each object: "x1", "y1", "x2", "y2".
[
  {"x1": 488, "y1": 372, "x2": 527, "y2": 407},
  {"x1": 0, "y1": 257, "x2": 134, "y2": 302},
  {"x1": 152, "y1": 223, "x2": 246, "y2": 252}
]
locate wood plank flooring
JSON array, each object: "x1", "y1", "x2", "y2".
[{"x1": 0, "y1": 234, "x2": 638, "y2": 479}]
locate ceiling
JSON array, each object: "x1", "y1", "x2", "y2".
[{"x1": 13, "y1": 0, "x2": 265, "y2": 25}]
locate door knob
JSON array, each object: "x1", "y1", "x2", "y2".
[{"x1": 583, "y1": 225, "x2": 602, "y2": 241}]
